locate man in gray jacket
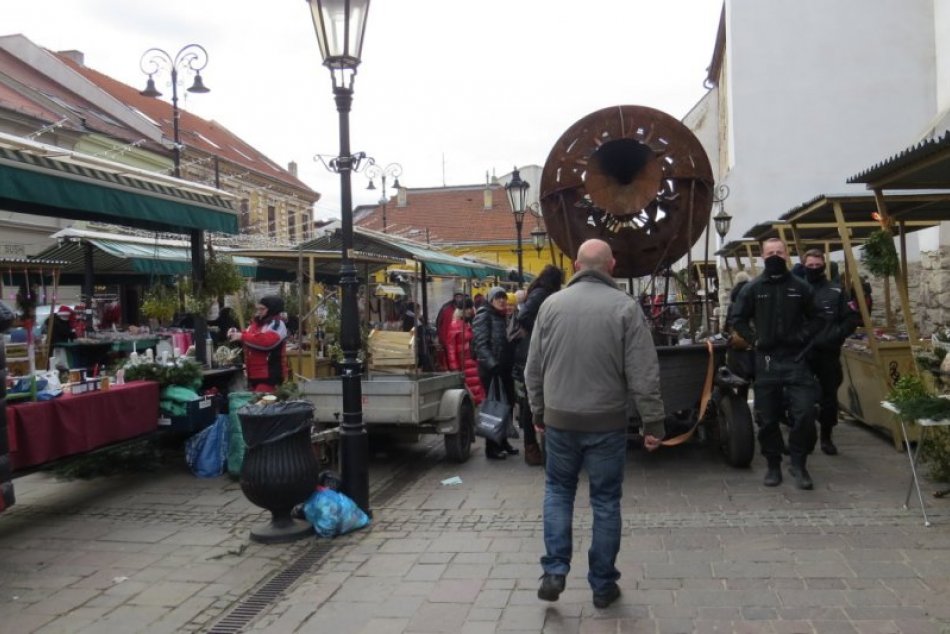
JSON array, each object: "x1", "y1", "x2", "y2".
[{"x1": 525, "y1": 238, "x2": 664, "y2": 609}]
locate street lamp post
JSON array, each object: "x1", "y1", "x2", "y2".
[
  {"x1": 505, "y1": 168, "x2": 530, "y2": 287},
  {"x1": 307, "y1": 0, "x2": 372, "y2": 515},
  {"x1": 713, "y1": 185, "x2": 733, "y2": 241},
  {"x1": 140, "y1": 44, "x2": 211, "y2": 365},
  {"x1": 365, "y1": 162, "x2": 402, "y2": 233}
]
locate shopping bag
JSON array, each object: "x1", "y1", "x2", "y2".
[
  {"x1": 185, "y1": 414, "x2": 229, "y2": 478},
  {"x1": 303, "y1": 486, "x2": 371, "y2": 538},
  {"x1": 474, "y1": 377, "x2": 511, "y2": 444}
]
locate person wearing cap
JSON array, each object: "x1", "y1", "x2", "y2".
[
  {"x1": 49, "y1": 305, "x2": 77, "y2": 346},
  {"x1": 229, "y1": 295, "x2": 288, "y2": 392},
  {"x1": 472, "y1": 286, "x2": 518, "y2": 460}
]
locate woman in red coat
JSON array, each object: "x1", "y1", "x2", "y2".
[
  {"x1": 445, "y1": 298, "x2": 485, "y2": 406},
  {"x1": 229, "y1": 295, "x2": 288, "y2": 393}
]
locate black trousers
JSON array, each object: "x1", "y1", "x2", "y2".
[
  {"x1": 809, "y1": 350, "x2": 843, "y2": 429},
  {"x1": 753, "y1": 353, "x2": 818, "y2": 463}
]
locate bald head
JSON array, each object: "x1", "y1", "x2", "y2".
[{"x1": 575, "y1": 239, "x2": 615, "y2": 274}]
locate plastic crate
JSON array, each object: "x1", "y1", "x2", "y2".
[{"x1": 159, "y1": 395, "x2": 216, "y2": 434}]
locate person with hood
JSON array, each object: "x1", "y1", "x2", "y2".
[
  {"x1": 48, "y1": 305, "x2": 78, "y2": 346},
  {"x1": 229, "y1": 295, "x2": 288, "y2": 392},
  {"x1": 802, "y1": 249, "x2": 860, "y2": 455},
  {"x1": 511, "y1": 265, "x2": 564, "y2": 466},
  {"x1": 445, "y1": 297, "x2": 485, "y2": 406},
  {"x1": 472, "y1": 286, "x2": 518, "y2": 460},
  {"x1": 729, "y1": 238, "x2": 820, "y2": 490}
]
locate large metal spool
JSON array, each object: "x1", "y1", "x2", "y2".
[{"x1": 540, "y1": 105, "x2": 714, "y2": 278}]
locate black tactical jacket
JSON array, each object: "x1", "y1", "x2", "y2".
[{"x1": 729, "y1": 270, "x2": 819, "y2": 354}]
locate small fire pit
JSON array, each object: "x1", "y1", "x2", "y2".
[{"x1": 238, "y1": 400, "x2": 319, "y2": 543}]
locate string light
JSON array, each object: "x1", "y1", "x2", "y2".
[{"x1": 27, "y1": 117, "x2": 70, "y2": 140}]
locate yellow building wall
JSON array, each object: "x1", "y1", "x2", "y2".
[{"x1": 449, "y1": 243, "x2": 571, "y2": 280}]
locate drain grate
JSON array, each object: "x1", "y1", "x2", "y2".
[
  {"x1": 204, "y1": 439, "x2": 443, "y2": 633},
  {"x1": 205, "y1": 542, "x2": 332, "y2": 634}
]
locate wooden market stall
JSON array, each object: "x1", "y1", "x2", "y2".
[
  {"x1": 228, "y1": 245, "x2": 404, "y2": 379},
  {"x1": 0, "y1": 133, "x2": 240, "y2": 513},
  {"x1": 777, "y1": 192, "x2": 950, "y2": 448}
]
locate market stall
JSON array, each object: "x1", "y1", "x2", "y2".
[
  {"x1": 776, "y1": 192, "x2": 950, "y2": 448},
  {"x1": 5, "y1": 380, "x2": 159, "y2": 471}
]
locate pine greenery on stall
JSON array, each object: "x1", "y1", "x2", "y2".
[
  {"x1": 888, "y1": 374, "x2": 950, "y2": 481},
  {"x1": 860, "y1": 229, "x2": 899, "y2": 278}
]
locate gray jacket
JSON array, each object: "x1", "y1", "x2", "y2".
[{"x1": 524, "y1": 268, "x2": 665, "y2": 438}]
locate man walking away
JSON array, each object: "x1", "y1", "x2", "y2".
[
  {"x1": 803, "y1": 249, "x2": 859, "y2": 455},
  {"x1": 729, "y1": 238, "x2": 820, "y2": 490},
  {"x1": 525, "y1": 239, "x2": 664, "y2": 609}
]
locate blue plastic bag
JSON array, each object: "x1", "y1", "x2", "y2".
[
  {"x1": 302, "y1": 487, "x2": 370, "y2": 538},
  {"x1": 185, "y1": 414, "x2": 229, "y2": 478}
]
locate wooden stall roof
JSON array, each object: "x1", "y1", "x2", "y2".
[
  {"x1": 779, "y1": 192, "x2": 950, "y2": 232},
  {"x1": 715, "y1": 239, "x2": 762, "y2": 259},
  {"x1": 227, "y1": 247, "x2": 403, "y2": 283},
  {"x1": 847, "y1": 131, "x2": 950, "y2": 190}
]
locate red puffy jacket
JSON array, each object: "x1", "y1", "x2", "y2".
[
  {"x1": 239, "y1": 318, "x2": 288, "y2": 392},
  {"x1": 446, "y1": 316, "x2": 485, "y2": 406}
]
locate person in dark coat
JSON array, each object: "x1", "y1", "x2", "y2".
[
  {"x1": 729, "y1": 238, "x2": 821, "y2": 490},
  {"x1": 803, "y1": 249, "x2": 860, "y2": 456},
  {"x1": 208, "y1": 307, "x2": 240, "y2": 346},
  {"x1": 512, "y1": 265, "x2": 564, "y2": 466},
  {"x1": 472, "y1": 286, "x2": 517, "y2": 460}
]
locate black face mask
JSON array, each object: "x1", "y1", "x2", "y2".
[
  {"x1": 764, "y1": 255, "x2": 787, "y2": 276},
  {"x1": 805, "y1": 265, "x2": 826, "y2": 283}
]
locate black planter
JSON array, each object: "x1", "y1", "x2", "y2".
[{"x1": 238, "y1": 401, "x2": 319, "y2": 543}]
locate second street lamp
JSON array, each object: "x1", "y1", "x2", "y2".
[
  {"x1": 505, "y1": 167, "x2": 530, "y2": 287},
  {"x1": 140, "y1": 44, "x2": 211, "y2": 365},
  {"x1": 365, "y1": 161, "x2": 402, "y2": 233},
  {"x1": 307, "y1": 0, "x2": 372, "y2": 515}
]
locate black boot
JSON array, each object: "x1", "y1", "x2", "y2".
[
  {"x1": 788, "y1": 458, "x2": 814, "y2": 490},
  {"x1": 763, "y1": 459, "x2": 782, "y2": 487},
  {"x1": 820, "y1": 426, "x2": 838, "y2": 456}
]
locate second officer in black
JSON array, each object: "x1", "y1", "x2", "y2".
[{"x1": 730, "y1": 238, "x2": 820, "y2": 489}]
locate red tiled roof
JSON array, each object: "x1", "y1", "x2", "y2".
[
  {"x1": 57, "y1": 53, "x2": 315, "y2": 195},
  {"x1": 0, "y1": 49, "x2": 159, "y2": 149},
  {"x1": 355, "y1": 185, "x2": 535, "y2": 245}
]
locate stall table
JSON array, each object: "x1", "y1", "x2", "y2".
[
  {"x1": 5, "y1": 380, "x2": 159, "y2": 471},
  {"x1": 55, "y1": 337, "x2": 161, "y2": 370}
]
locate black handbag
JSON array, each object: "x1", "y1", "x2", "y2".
[{"x1": 474, "y1": 377, "x2": 512, "y2": 445}]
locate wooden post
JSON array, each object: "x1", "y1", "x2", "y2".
[
  {"x1": 744, "y1": 243, "x2": 758, "y2": 275},
  {"x1": 789, "y1": 224, "x2": 808, "y2": 265}
]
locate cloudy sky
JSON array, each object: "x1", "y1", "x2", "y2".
[{"x1": 4, "y1": 0, "x2": 723, "y2": 220}]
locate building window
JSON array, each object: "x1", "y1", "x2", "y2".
[
  {"x1": 240, "y1": 199, "x2": 249, "y2": 231},
  {"x1": 289, "y1": 209, "x2": 297, "y2": 243},
  {"x1": 267, "y1": 205, "x2": 276, "y2": 236}
]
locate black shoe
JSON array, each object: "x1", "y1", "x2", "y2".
[
  {"x1": 503, "y1": 442, "x2": 520, "y2": 456},
  {"x1": 486, "y1": 448, "x2": 507, "y2": 460},
  {"x1": 820, "y1": 438, "x2": 838, "y2": 456},
  {"x1": 593, "y1": 583, "x2": 621, "y2": 608},
  {"x1": 788, "y1": 464, "x2": 814, "y2": 490},
  {"x1": 763, "y1": 465, "x2": 782, "y2": 487},
  {"x1": 537, "y1": 573, "x2": 566, "y2": 602}
]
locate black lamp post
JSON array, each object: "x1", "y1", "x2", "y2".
[
  {"x1": 307, "y1": 0, "x2": 372, "y2": 515},
  {"x1": 505, "y1": 167, "x2": 530, "y2": 287},
  {"x1": 140, "y1": 44, "x2": 211, "y2": 365},
  {"x1": 365, "y1": 161, "x2": 402, "y2": 233}
]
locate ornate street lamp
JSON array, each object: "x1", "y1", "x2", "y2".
[
  {"x1": 306, "y1": 0, "x2": 372, "y2": 514},
  {"x1": 140, "y1": 44, "x2": 211, "y2": 365},
  {"x1": 505, "y1": 167, "x2": 530, "y2": 287},
  {"x1": 365, "y1": 161, "x2": 402, "y2": 233},
  {"x1": 531, "y1": 225, "x2": 548, "y2": 255},
  {"x1": 713, "y1": 184, "x2": 732, "y2": 240}
]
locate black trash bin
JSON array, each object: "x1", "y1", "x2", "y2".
[{"x1": 238, "y1": 400, "x2": 319, "y2": 543}]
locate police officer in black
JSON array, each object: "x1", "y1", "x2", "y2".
[
  {"x1": 730, "y1": 238, "x2": 820, "y2": 489},
  {"x1": 802, "y1": 249, "x2": 860, "y2": 456}
]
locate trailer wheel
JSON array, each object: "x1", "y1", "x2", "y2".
[
  {"x1": 718, "y1": 390, "x2": 754, "y2": 468},
  {"x1": 444, "y1": 398, "x2": 474, "y2": 463}
]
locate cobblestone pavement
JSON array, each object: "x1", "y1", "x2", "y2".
[{"x1": 2, "y1": 419, "x2": 950, "y2": 633}]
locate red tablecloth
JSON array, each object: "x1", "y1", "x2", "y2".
[{"x1": 6, "y1": 381, "x2": 160, "y2": 470}]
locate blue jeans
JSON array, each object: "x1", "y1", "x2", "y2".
[{"x1": 541, "y1": 427, "x2": 626, "y2": 594}]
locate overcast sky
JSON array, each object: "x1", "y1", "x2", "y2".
[{"x1": 4, "y1": 0, "x2": 723, "y2": 220}]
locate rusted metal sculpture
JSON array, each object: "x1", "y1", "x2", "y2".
[{"x1": 540, "y1": 105, "x2": 714, "y2": 277}]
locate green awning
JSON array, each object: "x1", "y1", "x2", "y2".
[
  {"x1": 0, "y1": 145, "x2": 238, "y2": 234},
  {"x1": 36, "y1": 236, "x2": 257, "y2": 277}
]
